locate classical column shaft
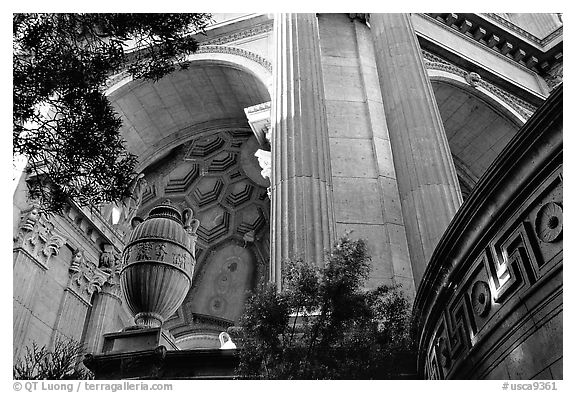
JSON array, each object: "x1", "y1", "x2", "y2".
[
  {"x1": 83, "y1": 285, "x2": 122, "y2": 354},
  {"x1": 271, "y1": 13, "x2": 335, "y2": 287},
  {"x1": 370, "y1": 14, "x2": 462, "y2": 286}
]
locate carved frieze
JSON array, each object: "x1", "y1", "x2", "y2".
[
  {"x1": 422, "y1": 178, "x2": 563, "y2": 378},
  {"x1": 417, "y1": 86, "x2": 563, "y2": 379},
  {"x1": 471, "y1": 281, "x2": 491, "y2": 317}
]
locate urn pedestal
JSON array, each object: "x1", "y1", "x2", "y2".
[{"x1": 84, "y1": 200, "x2": 233, "y2": 379}]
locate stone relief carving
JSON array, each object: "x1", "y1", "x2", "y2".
[
  {"x1": 14, "y1": 207, "x2": 66, "y2": 267},
  {"x1": 254, "y1": 150, "x2": 272, "y2": 181},
  {"x1": 425, "y1": 186, "x2": 562, "y2": 378},
  {"x1": 69, "y1": 249, "x2": 111, "y2": 304},
  {"x1": 535, "y1": 202, "x2": 563, "y2": 243},
  {"x1": 465, "y1": 72, "x2": 482, "y2": 87},
  {"x1": 471, "y1": 280, "x2": 491, "y2": 317},
  {"x1": 99, "y1": 243, "x2": 120, "y2": 273}
]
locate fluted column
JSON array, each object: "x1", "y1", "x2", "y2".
[
  {"x1": 83, "y1": 282, "x2": 122, "y2": 354},
  {"x1": 370, "y1": 14, "x2": 462, "y2": 287},
  {"x1": 270, "y1": 13, "x2": 335, "y2": 288}
]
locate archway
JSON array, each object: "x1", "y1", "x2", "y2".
[
  {"x1": 106, "y1": 57, "x2": 272, "y2": 348},
  {"x1": 431, "y1": 79, "x2": 523, "y2": 199}
]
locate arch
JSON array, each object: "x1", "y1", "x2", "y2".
[
  {"x1": 427, "y1": 69, "x2": 526, "y2": 126},
  {"x1": 105, "y1": 46, "x2": 272, "y2": 97},
  {"x1": 104, "y1": 51, "x2": 271, "y2": 171},
  {"x1": 429, "y1": 73, "x2": 524, "y2": 195}
]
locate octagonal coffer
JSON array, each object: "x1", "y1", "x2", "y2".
[{"x1": 121, "y1": 200, "x2": 200, "y2": 328}]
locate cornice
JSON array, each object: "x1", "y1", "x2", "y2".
[
  {"x1": 482, "y1": 13, "x2": 543, "y2": 45},
  {"x1": 422, "y1": 13, "x2": 563, "y2": 75},
  {"x1": 200, "y1": 21, "x2": 273, "y2": 46}
]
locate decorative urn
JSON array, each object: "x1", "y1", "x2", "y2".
[{"x1": 121, "y1": 200, "x2": 199, "y2": 328}]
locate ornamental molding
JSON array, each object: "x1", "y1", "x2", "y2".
[
  {"x1": 68, "y1": 249, "x2": 117, "y2": 305},
  {"x1": 415, "y1": 86, "x2": 562, "y2": 379},
  {"x1": 61, "y1": 200, "x2": 125, "y2": 252},
  {"x1": 105, "y1": 23, "x2": 273, "y2": 94},
  {"x1": 195, "y1": 45, "x2": 272, "y2": 73},
  {"x1": 543, "y1": 62, "x2": 563, "y2": 90},
  {"x1": 200, "y1": 22, "x2": 273, "y2": 47},
  {"x1": 244, "y1": 101, "x2": 272, "y2": 148},
  {"x1": 14, "y1": 207, "x2": 66, "y2": 268},
  {"x1": 422, "y1": 50, "x2": 537, "y2": 120},
  {"x1": 483, "y1": 13, "x2": 563, "y2": 46},
  {"x1": 482, "y1": 13, "x2": 543, "y2": 44},
  {"x1": 422, "y1": 13, "x2": 562, "y2": 74}
]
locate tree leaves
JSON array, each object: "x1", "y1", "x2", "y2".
[
  {"x1": 13, "y1": 338, "x2": 93, "y2": 380},
  {"x1": 13, "y1": 13, "x2": 211, "y2": 212},
  {"x1": 234, "y1": 237, "x2": 415, "y2": 379}
]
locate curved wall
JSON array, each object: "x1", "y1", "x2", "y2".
[{"x1": 414, "y1": 85, "x2": 562, "y2": 379}]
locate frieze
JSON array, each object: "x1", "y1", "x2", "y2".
[
  {"x1": 471, "y1": 281, "x2": 491, "y2": 317},
  {"x1": 423, "y1": 180, "x2": 562, "y2": 378},
  {"x1": 122, "y1": 241, "x2": 195, "y2": 275},
  {"x1": 421, "y1": 50, "x2": 537, "y2": 120},
  {"x1": 534, "y1": 202, "x2": 562, "y2": 243}
]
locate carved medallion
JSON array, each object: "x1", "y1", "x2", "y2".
[
  {"x1": 471, "y1": 280, "x2": 491, "y2": 317},
  {"x1": 535, "y1": 202, "x2": 563, "y2": 243}
]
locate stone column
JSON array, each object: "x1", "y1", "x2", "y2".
[
  {"x1": 270, "y1": 13, "x2": 335, "y2": 288},
  {"x1": 83, "y1": 281, "x2": 122, "y2": 354},
  {"x1": 13, "y1": 208, "x2": 66, "y2": 360},
  {"x1": 370, "y1": 14, "x2": 462, "y2": 286}
]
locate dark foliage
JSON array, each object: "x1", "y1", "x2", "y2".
[
  {"x1": 13, "y1": 13, "x2": 211, "y2": 212},
  {"x1": 14, "y1": 338, "x2": 93, "y2": 380},
  {"x1": 234, "y1": 237, "x2": 415, "y2": 379}
]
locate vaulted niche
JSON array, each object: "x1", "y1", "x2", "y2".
[
  {"x1": 108, "y1": 61, "x2": 271, "y2": 349},
  {"x1": 431, "y1": 81, "x2": 522, "y2": 200}
]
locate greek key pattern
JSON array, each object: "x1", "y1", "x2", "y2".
[{"x1": 424, "y1": 174, "x2": 562, "y2": 379}]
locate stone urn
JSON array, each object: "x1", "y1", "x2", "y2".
[{"x1": 121, "y1": 200, "x2": 199, "y2": 328}]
